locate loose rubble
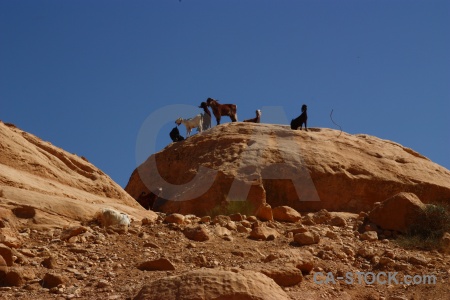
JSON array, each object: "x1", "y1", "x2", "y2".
[{"x1": 0, "y1": 206, "x2": 448, "y2": 299}]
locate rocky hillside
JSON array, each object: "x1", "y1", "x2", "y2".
[
  {"x1": 1, "y1": 121, "x2": 449, "y2": 299},
  {"x1": 126, "y1": 122, "x2": 450, "y2": 215},
  {"x1": 0, "y1": 121, "x2": 157, "y2": 231}
]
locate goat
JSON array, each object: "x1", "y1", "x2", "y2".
[
  {"x1": 206, "y1": 97, "x2": 238, "y2": 125},
  {"x1": 137, "y1": 187, "x2": 162, "y2": 210},
  {"x1": 95, "y1": 208, "x2": 131, "y2": 228},
  {"x1": 175, "y1": 114, "x2": 203, "y2": 137},
  {"x1": 243, "y1": 109, "x2": 262, "y2": 123},
  {"x1": 198, "y1": 102, "x2": 212, "y2": 130},
  {"x1": 290, "y1": 104, "x2": 308, "y2": 131},
  {"x1": 169, "y1": 126, "x2": 185, "y2": 142}
]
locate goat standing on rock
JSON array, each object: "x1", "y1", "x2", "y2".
[
  {"x1": 175, "y1": 114, "x2": 203, "y2": 137},
  {"x1": 206, "y1": 98, "x2": 238, "y2": 125},
  {"x1": 198, "y1": 102, "x2": 212, "y2": 131},
  {"x1": 243, "y1": 109, "x2": 262, "y2": 123},
  {"x1": 291, "y1": 104, "x2": 308, "y2": 131}
]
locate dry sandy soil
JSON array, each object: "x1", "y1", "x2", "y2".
[{"x1": 1, "y1": 211, "x2": 449, "y2": 300}]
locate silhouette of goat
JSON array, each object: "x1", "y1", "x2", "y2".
[
  {"x1": 291, "y1": 104, "x2": 308, "y2": 131},
  {"x1": 198, "y1": 102, "x2": 212, "y2": 131}
]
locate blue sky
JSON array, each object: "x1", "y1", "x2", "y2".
[{"x1": 1, "y1": 0, "x2": 449, "y2": 188}]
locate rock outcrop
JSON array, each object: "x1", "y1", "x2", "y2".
[
  {"x1": 0, "y1": 121, "x2": 157, "y2": 230},
  {"x1": 133, "y1": 269, "x2": 290, "y2": 300},
  {"x1": 125, "y1": 122, "x2": 450, "y2": 215},
  {"x1": 368, "y1": 192, "x2": 426, "y2": 233}
]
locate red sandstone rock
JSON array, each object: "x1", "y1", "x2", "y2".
[
  {"x1": 368, "y1": 192, "x2": 426, "y2": 233},
  {"x1": 125, "y1": 123, "x2": 450, "y2": 216},
  {"x1": 0, "y1": 121, "x2": 158, "y2": 229}
]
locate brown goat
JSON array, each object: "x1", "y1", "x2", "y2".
[
  {"x1": 206, "y1": 98, "x2": 238, "y2": 125},
  {"x1": 243, "y1": 109, "x2": 261, "y2": 123}
]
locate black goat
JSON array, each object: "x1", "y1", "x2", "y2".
[
  {"x1": 290, "y1": 104, "x2": 308, "y2": 131},
  {"x1": 169, "y1": 126, "x2": 185, "y2": 142}
]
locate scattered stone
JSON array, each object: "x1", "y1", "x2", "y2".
[
  {"x1": 236, "y1": 223, "x2": 251, "y2": 233},
  {"x1": 97, "y1": 279, "x2": 110, "y2": 288},
  {"x1": 183, "y1": 225, "x2": 210, "y2": 242},
  {"x1": 379, "y1": 257, "x2": 395, "y2": 267},
  {"x1": 212, "y1": 215, "x2": 231, "y2": 227},
  {"x1": 5, "y1": 269, "x2": 25, "y2": 286},
  {"x1": 143, "y1": 242, "x2": 160, "y2": 249},
  {"x1": 288, "y1": 225, "x2": 308, "y2": 235},
  {"x1": 259, "y1": 265, "x2": 303, "y2": 287},
  {"x1": 0, "y1": 244, "x2": 13, "y2": 266},
  {"x1": 133, "y1": 269, "x2": 290, "y2": 300},
  {"x1": 164, "y1": 213, "x2": 185, "y2": 225},
  {"x1": 41, "y1": 256, "x2": 57, "y2": 269},
  {"x1": 325, "y1": 230, "x2": 339, "y2": 240},
  {"x1": 272, "y1": 206, "x2": 301, "y2": 223},
  {"x1": 408, "y1": 255, "x2": 428, "y2": 266},
  {"x1": 360, "y1": 231, "x2": 378, "y2": 241},
  {"x1": 137, "y1": 258, "x2": 176, "y2": 271},
  {"x1": 263, "y1": 253, "x2": 279, "y2": 263},
  {"x1": 41, "y1": 273, "x2": 69, "y2": 289},
  {"x1": 301, "y1": 215, "x2": 315, "y2": 225},
  {"x1": 256, "y1": 203, "x2": 273, "y2": 221},
  {"x1": 328, "y1": 216, "x2": 347, "y2": 227},
  {"x1": 293, "y1": 231, "x2": 320, "y2": 245},
  {"x1": 249, "y1": 226, "x2": 280, "y2": 241},
  {"x1": 60, "y1": 226, "x2": 88, "y2": 241},
  {"x1": 357, "y1": 247, "x2": 377, "y2": 259},
  {"x1": 0, "y1": 254, "x2": 7, "y2": 273},
  {"x1": 214, "y1": 226, "x2": 232, "y2": 238},
  {"x1": 141, "y1": 217, "x2": 153, "y2": 225},
  {"x1": 312, "y1": 209, "x2": 331, "y2": 224},
  {"x1": 200, "y1": 216, "x2": 211, "y2": 223},
  {"x1": 229, "y1": 213, "x2": 244, "y2": 222}
]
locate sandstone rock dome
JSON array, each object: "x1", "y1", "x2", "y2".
[
  {"x1": 126, "y1": 122, "x2": 450, "y2": 216},
  {"x1": 0, "y1": 121, "x2": 157, "y2": 230}
]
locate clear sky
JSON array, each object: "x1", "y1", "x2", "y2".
[{"x1": 1, "y1": 1, "x2": 449, "y2": 188}]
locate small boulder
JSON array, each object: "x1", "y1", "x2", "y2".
[
  {"x1": 0, "y1": 254, "x2": 7, "y2": 272},
  {"x1": 164, "y1": 213, "x2": 185, "y2": 225},
  {"x1": 360, "y1": 231, "x2": 378, "y2": 241},
  {"x1": 0, "y1": 244, "x2": 14, "y2": 266},
  {"x1": 42, "y1": 273, "x2": 69, "y2": 289},
  {"x1": 328, "y1": 216, "x2": 347, "y2": 227},
  {"x1": 137, "y1": 258, "x2": 176, "y2": 271},
  {"x1": 259, "y1": 266, "x2": 303, "y2": 287},
  {"x1": 183, "y1": 225, "x2": 210, "y2": 242},
  {"x1": 293, "y1": 231, "x2": 320, "y2": 245},
  {"x1": 368, "y1": 192, "x2": 426, "y2": 233},
  {"x1": 272, "y1": 206, "x2": 301, "y2": 223},
  {"x1": 249, "y1": 226, "x2": 280, "y2": 241},
  {"x1": 312, "y1": 209, "x2": 332, "y2": 224},
  {"x1": 41, "y1": 256, "x2": 57, "y2": 269},
  {"x1": 214, "y1": 226, "x2": 232, "y2": 238},
  {"x1": 256, "y1": 203, "x2": 273, "y2": 221},
  {"x1": 60, "y1": 226, "x2": 88, "y2": 241}
]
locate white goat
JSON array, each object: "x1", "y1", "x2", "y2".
[
  {"x1": 175, "y1": 114, "x2": 203, "y2": 137},
  {"x1": 95, "y1": 208, "x2": 131, "y2": 228}
]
